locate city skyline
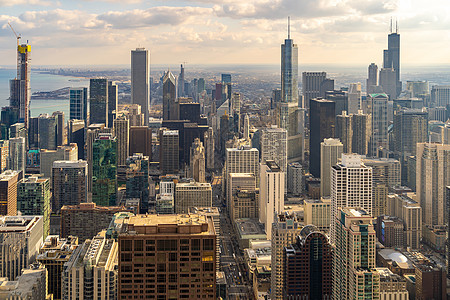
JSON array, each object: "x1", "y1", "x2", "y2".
[{"x1": 0, "y1": 0, "x2": 449, "y2": 66}]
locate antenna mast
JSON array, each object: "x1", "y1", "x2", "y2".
[{"x1": 288, "y1": 16, "x2": 290, "y2": 39}]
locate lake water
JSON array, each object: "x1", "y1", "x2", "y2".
[{"x1": 0, "y1": 69, "x2": 89, "y2": 118}]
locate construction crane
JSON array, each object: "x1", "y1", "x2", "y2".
[{"x1": 8, "y1": 22, "x2": 21, "y2": 46}]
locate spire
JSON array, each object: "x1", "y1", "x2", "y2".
[
  {"x1": 396, "y1": 20, "x2": 398, "y2": 34},
  {"x1": 390, "y1": 17, "x2": 393, "y2": 33},
  {"x1": 288, "y1": 16, "x2": 290, "y2": 39}
]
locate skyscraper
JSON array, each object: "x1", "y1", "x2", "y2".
[
  {"x1": 225, "y1": 146, "x2": 259, "y2": 198},
  {"x1": 131, "y1": 48, "x2": 149, "y2": 126},
  {"x1": 352, "y1": 110, "x2": 371, "y2": 156},
  {"x1": 126, "y1": 153, "x2": 150, "y2": 213},
  {"x1": 393, "y1": 108, "x2": 428, "y2": 156},
  {"x1": 38, "y1": 113, "x2": 57, "y2": 150},
  {"x1": 159, "y1": 128, "x2": 179, "y2": 175},
  {"x1": 260, "y1": 126, "x2": 287, "y2": 174},
  {"x1": 89, "y1": 78, "x2": 108, "y2": 125},
  {"x1": 320, "y1": 138, "x2": 343, "y2": 197},
  {"x1": 163, "y1": 70, "x2": 177, "y2": 120},
  {"x1": 348, "y1": 82, "x2": 362, "y2": 114},
  {"x1": 178, "y1": 63, "x2": 185, "y2": 97},
  {"x1": 335, "y1": 111, "x2": 352, "y2": 153},
  {"x1": 284, "y1": 226, "x2": 332, "y2": 299},
  {"x1": 113, "y1": 116, "x2": 130, "y2": 166},
  {"x1": 189, "y1": 138, "x2": 206, "y2": 183},
  {"x1": 68, "y1": 119, "x2": 85, "y2": 158},
  {"x1": 309, "y1": 98, "x2": 335, "y2": 177},
  {"x1": 333, "y1": 208, "x2": 379, "y2": 300},
  {"x1": 107, "y1": 81, "x2": 118, "y2": 128},
  {"x1": 92, "y1": 134, "x2": 117, "y2": 206},
  {"x1": 367, "y1": 63, "x2": 378, "y2": 94},
  {"x1": 369, "y1": 93, "x2": 389, "y2": 156},
  {"x1": 331, "y1": 154, "x2": 372, "y2": 243},
  {"x1": 279, "y1": 20, "x2": 303, "y2": 163},
  {"x1": 69, "y1": 88, "x2": 88, "y2": 121},
  {"x1": 9, "y1": 137, "x2": 26, "y2": 174},
  {"x1": 129, "y1": 126, "x2": 152, "y2": 159},
  {"x1": 11, "y1": 43, "x2": 31, "y2": 127},
  {"x1": 383, "y1": 23, "x2": 401, "y2": 97},
  {"x1": 302, "y1": 72, "x2": 327, "y2": 107},
  {"x1": 379, "y1": 68, "x2": 397, "y2": 99},
  {"x1": 0, "y1": 170, "x2": 21, "y2": 216},
  {"x1": 416, "y1": 142, "x2": 450, "y2": 226}
]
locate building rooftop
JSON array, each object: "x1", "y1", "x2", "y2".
[
  {"x1": 0, "y1": 216, "x2": 41, "y2": 233},
  {"x1": 378, "y1": 248, "x2": 415, "y2": 270},
  {"x1": 0, "y1": 170, "x2": 20, "y2": 181},
  {"x1": 162, "y1": 130, "x2": 178, "y2": 136},
  {"x1": 61, "y1": 202, "x2": 129, "y2": 212},
  {"x1": 53, "y1": 160, "x2": 87, "y2": 168},
  {"x1": 20, "y1": 174, "x2": 48, "y2": 184},
  {"x1": 375, "y1": 268, "x2": 407, "y2": 283},
  {"x1": 235, "y1": 218, "x2": 266, "y2": 239}
]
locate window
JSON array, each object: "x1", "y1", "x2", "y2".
[
  {"x1": 203, "y1": 239, "x2": 214, "y2": 251},
  {"x1": 192, "y1": 239, "x2": 200, "y2": 251},
  {"x1": 121, "y1": 240, "x2": 132, "y2": 251},
  {"x1": 134, "y1": 240, "x2": 143, "y2": 251}
]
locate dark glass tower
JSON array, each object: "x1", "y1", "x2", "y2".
[
  {"x1": 89, "y1": 78, "x2": 108, "y2": 125},
  {"x1": 383, "y1": 21, "x2": 401, "y2": 97}
]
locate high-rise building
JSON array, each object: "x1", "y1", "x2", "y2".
[
  {"x1": 431, "y1": 85, "x2": 450, "y2": 107},
  {"x1": 107, "y1": 81, "x2": 118, "y2": 128},
  {"x1": 230, "y1": 189, "x2": 258, "y2": 222},
  {"x1": 284, "y1": 226, "x2": 332, "y2": 299},
  {"x1": 68, "y1": 119, "x2": 85, "y2": 158},
  {"x1": 52, "y1": 111, "x2": 65, "y2": 147},
  {"x1": 367, "y1": 63, "x2": 378, "y2": 94},
  {"x1": 69, "y1": 87, "x2": 88, "y2": 121},
  {"x1": 287, "y1": 162, "x2": 303, "y2": 196},
  {"x1": 0, "y1": 140, "x2": 8, "y2": 172},
  {"x1": 376, "y1": 216, "x2": 404, "y2": 248},
  {"x1": 10, "y1": 43, "x2": 31, "y2": 127},
  {"x1": 89, "y1": 78, "x2": 108, "y2": 125},
  {"x1": 259, "y1": 161, "x2": 284, "y2": 238},
  {"x1": 260, "y1": 126, "x2": 287, "y2": 174},
  {"x1": 352, "y1": 110, "x2": 371, "y2": 156},
  {"x1": 335, "y1": 111, "x2": 352, "y2": 153},
  {"x1": 175, "y1": 181, "x2": 212, "y2": 213},
  {"x1": 383, "y1": 25, "x2": 401, "y2": 97},
  {"x1": 9, "y1": 136, "x2": 26, "y2": 174},
  {"x1": 204, "y1": 127, "x2": 214, "y2": 170},
  {"x1": 159, "y1": 128, "x2": 179, "y2": 175},
  {"x1": 333, "y1": 208, "x2": 379, "y2": 300},
  {"x1": 128, "y1": 104, "x2": 145, "y2": 126},
  {"x1": 189, "y1": 138, "x2": 206, "y2": 182},
  {"x1": 38, "y1": 113, "x2": 57, "y2": 150},
  {"x1": 393, "y1": 108, "x2": 428, "y2": 156},
  {"x1": 52, "y1": 160, "x2": 87, "y2": 213},
  {"x1": 362, "y1": 157, "x2": 401, "y2": 188},
  {"x1": 92, "y1": 134, "x2": 117, "y2": 206},
  {"x1": 243, "y1": 113, "x2": 250, "y2": 140},
  {"x1": 379, "y1": 68, "x2": 397, "y2": 99},
  {"x1": 131, "y1": 48, "x2": 149, "y2": 126},
  {"x1": 309, "y1": 98, "x2": 335, "y2": 177},
  {"x1": 302, "y1": 72, "x2": 327, "y2": 107},
  {"x1": 117, "y1": 214, "x2": 217, "y2": 298},
  {"x1": 178, "y1": 64, "x2": 185, "y2": 97},
  {"x1": 37, "y1": 235, "x2": 79, "y2": 300},
  {"x1": 348, "y1": 83, "x2": 362, "y2": 114},
  {"x1": 0, "y1": 170, "x2": 21, "y2": 216},
  {"x1": 40, "y1": 144, "x2": 78, "y2": 181},
  {"x1": 163, "y1": 70, "x2": 177, "y2": 120},
  {"x1": 270, "y1": 212, "x2": 303, "y2": 300},
  {"x1": 113, "y1": 116, "x2": 129, "y2": 166},
  {"x1": 369, "y1": 93, "x2": 389, "y2": 156},
  {"x1": 331, "y1": 154, "x2": 372, "y2": 243},
  {"x1": 125, "y1": 153, "x2": 149, "y2": 213},
  {"x1": 303, "y1": 198, "x2": 331, "y2": 231},
  {"x1": 416, "y1": 142, "x2": 450, "y2": 226},
  {"x1": 227, "y1": 173, "x2": 256, "y2": 210},
  {"x1": 0, "y1": 266, "x2": 49, "y2": 299},
  {"x1": 60, "y1": 203, "x2": 129, "y2": 242},
  {"x1": 17, "y1": 175, "x2": 50, "y2": 238},
  {"x1": 0, "y1": 215, "x2": 43, "y2": 280},
  {"x1": 320, "y1": 138, "x2": 343, "y2": 197},
  {"x1": 129, "y1": 126, "x2": 152, "y2": 159},
  {"x1": 62, "y1": 232, "x2": 118, "y2": 299},
  {"x1": 325, "y1": 90, "x2": 348, "y2": 116}
]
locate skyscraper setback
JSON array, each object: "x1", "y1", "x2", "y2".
[{"x1": 383, "y1": 21, "x2": 401, "y2": 97}]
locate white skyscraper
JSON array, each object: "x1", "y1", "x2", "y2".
[
  {"x1": 243, "y1": 114, "x2": 250, "y2": 140},
  {"x1": 260, "y1": 126, "x2": 287, "y2": 174},
  {"x1": 259, "y1": 161, "x2": 285, "y2": 238},
  {"x1": 131, "y1": 48, "x2": 149, "y2": 126},
  {"x1": 348, "y1": 82, "x2": 362, "y2": 114},
  {"x1": 331, "y1": 154, "x2": 372, "y2": 244},
  {"x1": 320, "y1": 138, "x2": 343, "y2": 197}
]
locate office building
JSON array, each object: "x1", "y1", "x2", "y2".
[
  {"x1": 128, "y1": 104, "x2": 145, "y2": 126},
  {"x1": 335, "y1": 111, "x2": 352, "y2": 153},
  {"x1": 260, "y1": 126, "x2": 287, "y2": 174},
  {"x1": 428, "y1": 106, "x2": 447, "y2": 122},
  {"x1": 156, "y1": 193, "x2": 174, "y2": 214},
  {"x1": 0, "y1": 216, "x2": 43, "y2": 280},
  {"x1": 333, "y1": 208, "x2": 379, "y2": 300},
  {"x1": 383, "y1": 26, "x2": 401, "y2": 97},
  {"x1": 113, "y1": 116, "x2": 129, "y2": 166},
  {"x1": 309, "y1": 98, "x2": 335, "y2": 177},
  {"x1": 68, "y1": 119, "x2": 85, "y2": 158},
  {"x1": 52, "y1": 160, "x2": 87, "y2": 212},
  {"x1": 320, "y1": 138, "x2": 343, "y2": 197},
  {"x1": 348, "y1": 82, "x2": 362, "y2": 114},
  {"x1": 204, "y1": 127, "x2": 214, "y2": 170},
  {"x1": 189, "y1": 138, "x2": 206, "y2": 183},
  {"x1": 178, "y1": 64, "x2": 185, "y2": 97},
  {"x1": 325, "y1": 90, "x2": 348, "y2": 116},
  {"x1": 331, "y1": 154, "x2": 372, "y2": 243},
  {"x1": 270, "y1": 212, "x2": 303, "y2": 300},
  {"x1": 40, "y1": 144, "x2": 78, "y2": 181},
  {"x1": 52, "y1": 111, "x2": 65, "y2": 147},
  {"x1": 129, "y1": 126, "x2": 151, "y2": 159},
  {"x1": 131, "y1": 48, "x2": 149, "y2": 126},
  {"x1": 227, "y1": 173, "x2": 256, "y2": 209},
  {"x1": 352, "y1": 110, "x2": 371, "y2": 156},
  {"x1": 0, "y1": 170, "x2": 21, "y2": 216},
  {"x1": 431, "y1": 85, "x2": 450, "y2": 107},
  {"x1": 107, "y1": 81, "x2": 118, "y2": 128},
  {"x1": 125, "y1": 153, "x2": 149, "y2": 213},
  {"x1": 37, "y1": 235, "x2": 79, "y2": 300},
  {"x1": 369, "y1": 93, "x2": 389, "y2": 156},
  {"x1": 17, "y1": 175, "x2": 50, "y2": 238},
  {"x1": 302, "y1": 72, "x2": 327, "y2": 107},
  {"x1": 375, "y1": 268, "x2": 409, "y2": 300},
  {"x1": 287, "y1": 162, "x2": 303, "y2": 196},
  {"x1": 393, "y1": 109, "x2": 428, "y2": 156},
  {"x1": 9, "y1": 43, "x2": 31, "y2": 127},
  {"x1": 303, "y1": 198, "x2": 331, "y2": 231},
  {"x1": 159, "y1": 129, "x2": 179, "y2": 174},
  {"x1": 259, "y1": 161, "x2": 284, "y2": 238},
  {"x1": 175, "y1": 181, "x2": 212, "y2": 213},
  {"x1": 61, "y1": 203, "x2": 130, "y2": 242},
  {"x1": 230, "y1": 189, "x2": 258, "y2": 222},
  {"x1": 379, "y1": 68, "x2": 398, "y2": 99},
  {"x1": 376, "y1": 216, "x2": 404, "y2": 248},
  {"x1": 163, "y1": 70, "x2": 177, "y2": 120},
  {"x1": 62, "y1": 232, "x2": 118, "y2": 299},
  {"x1": 117, "y1": 214, "x2": 217, "y2": 298},
  {"x1": 416, "y1": 142, "x2": 450, "y2": 226},
  {"x1": 9, "y1": 136, "x2": 26, "y2": 173},
  {"x1": 284, "y1": 226, "x2": 332, "y2": 299},
  {"x1": 38, "y1": 113, "x2": 57, "y2": 150},
  {"x1": 69, "y1": 87, "x2": 88, "y2": 121},
  {"x1": 0, "y1": 140, "x2": 8, "y2": 172},
  {"x1": 0, "y1": 266, "x2": 49, "y2": 299},
  {"x1": 92, "y1": 134, "x2": 117, "y2": 206},
  {"x1": 89, "y1": 78, "x2": 108, "y2": 125}
]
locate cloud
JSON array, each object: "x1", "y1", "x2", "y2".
[{"x1": 0, "y1": 0, "x2": 55, "y2": 6}]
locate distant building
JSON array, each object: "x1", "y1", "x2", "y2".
[
  {"x1": 92, "y1": 133, "x2": 117, "y2": 206},
  {"x1": 320, "y1": 138, "x2": 343, "y2": 197},
  {"x1": 89, "y1": 78, "x2": 108, "y2": 125},
  {"x1": 162, "y1": 70, "x2": 177, "y2": 120},
  {"x1": 189, "y1": 138, "x2": 206, "y2": 183},
  {"x1": 131, "y1": 48, "x2": 149, "y2": 126},
  {"x1": 129, "y1": 126, "x2": 151, "y2": 159},
  {"x1": 9, "y1": 136, "x2": 26, "y2": 174},
  {"x1": 159, "y1": 128, "x2": 179, "y2": 175},
  {"x1": 69, "y1": 87, "x2": 88, "y2": 121},
  {"x1": 113, "y1": 116, "x2": 129, "y2": 166},
  {"x1": 125, "y1": 153, "x2": 149, "y2": 213},
  {"x1": 68, "y1": 119, "x2": 85, "y2": 158},
  {"x1": 335, "y1": 111, "x2": 352, "y2": 153},
  {"x1": 303, "y1": 198, "x2": 331, "y2": 231},
  {"x1": 369, "y1": 93, "x2": 389, "y2": 156},
  {"x1": 175, "y1": 181, "x2": 212, "y2": 213},
  {"x1": 287, "y1": 162, "x2": 303, "y2": 196},
  {"x1": 40, "y1": 143, "x2": 78, "y2": 181},
  {"x1": 352, "y1": 110, "x2": 371, "y2": 156},
  {"x1": 52, "y1": 160, "x2": 87, "y2": 213},
  {"x1": 0, "y1": 170, "x2": 21, "y2": 216},
  {"x1": 107, "y1": 81, "x2": 117, "y2": 128}
]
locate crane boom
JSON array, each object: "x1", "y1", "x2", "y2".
[{"x1": 8, "y1": 22, "x2": 21, "y2": 46}]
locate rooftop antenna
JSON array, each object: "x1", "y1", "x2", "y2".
[
  {"x1": 390, "y1": 17, "x2": 393, "y2": 33},
  {"x1": 288, "y1": 16, "x2": 290, "y2": 39},
  {"x1": 396, "y1": 20, "x2": 398, "y2": 34}
]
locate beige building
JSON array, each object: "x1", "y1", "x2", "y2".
[
  {"x1": 336, "y1": 111, "x2": 352, "y2": 153},
  {"x1": 230, "y1": 189, "x2": 258, "y2": 222},
  {"x1": 303, "y1": 198, "x2": 331, "y2": 231},
  {"x1": 0, "y1": 140, "x2": 9, "y2": 172},
  {"x1": 189, "y1": 138, "x2": 206, "y2": 183},
  {"x1": 40, "y1": 143, "x2": 78, "y2": 181},
  {"x1": 227, "y1": 173, "x2": 256, "y2": 208},
  {"x1": 260, "y1": 126, "x2": 287, "y2": 174},
  {"x1": 352, "y1": 110, "x2": 371, "y2": 156},
  {"x1": 362, "y1": 157, "x2": 401, "y2": 187},
  {"x1": 174, "y1": 181, "x2": 212, "y2": 213},
  {"x1": 320, "y1": 138, "x2": 343, "y2": 197},
  {"x1": 113, "y1": 115, "x2": 129, "y2": 166},
  {"x1": 0, "y1": 170, "x2": 21, "y2": 216},
  {"x1": 0, "y1": 266, "x2": 49, "y2": 299},
  {"x1": 375, "y1": 268, "x2": 409, "y2": 300}
]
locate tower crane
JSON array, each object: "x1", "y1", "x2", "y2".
[{"x1": 7, "y1": 22, "x2": 21, "y2": 46}]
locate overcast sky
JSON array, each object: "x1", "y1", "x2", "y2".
[{"x1": 0, "y1": 0, "x2": 449, "y2": 66}]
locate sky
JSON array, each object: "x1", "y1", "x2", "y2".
[{"x1": 0, "y1": 0, "x2": 449, "y2": 66}]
